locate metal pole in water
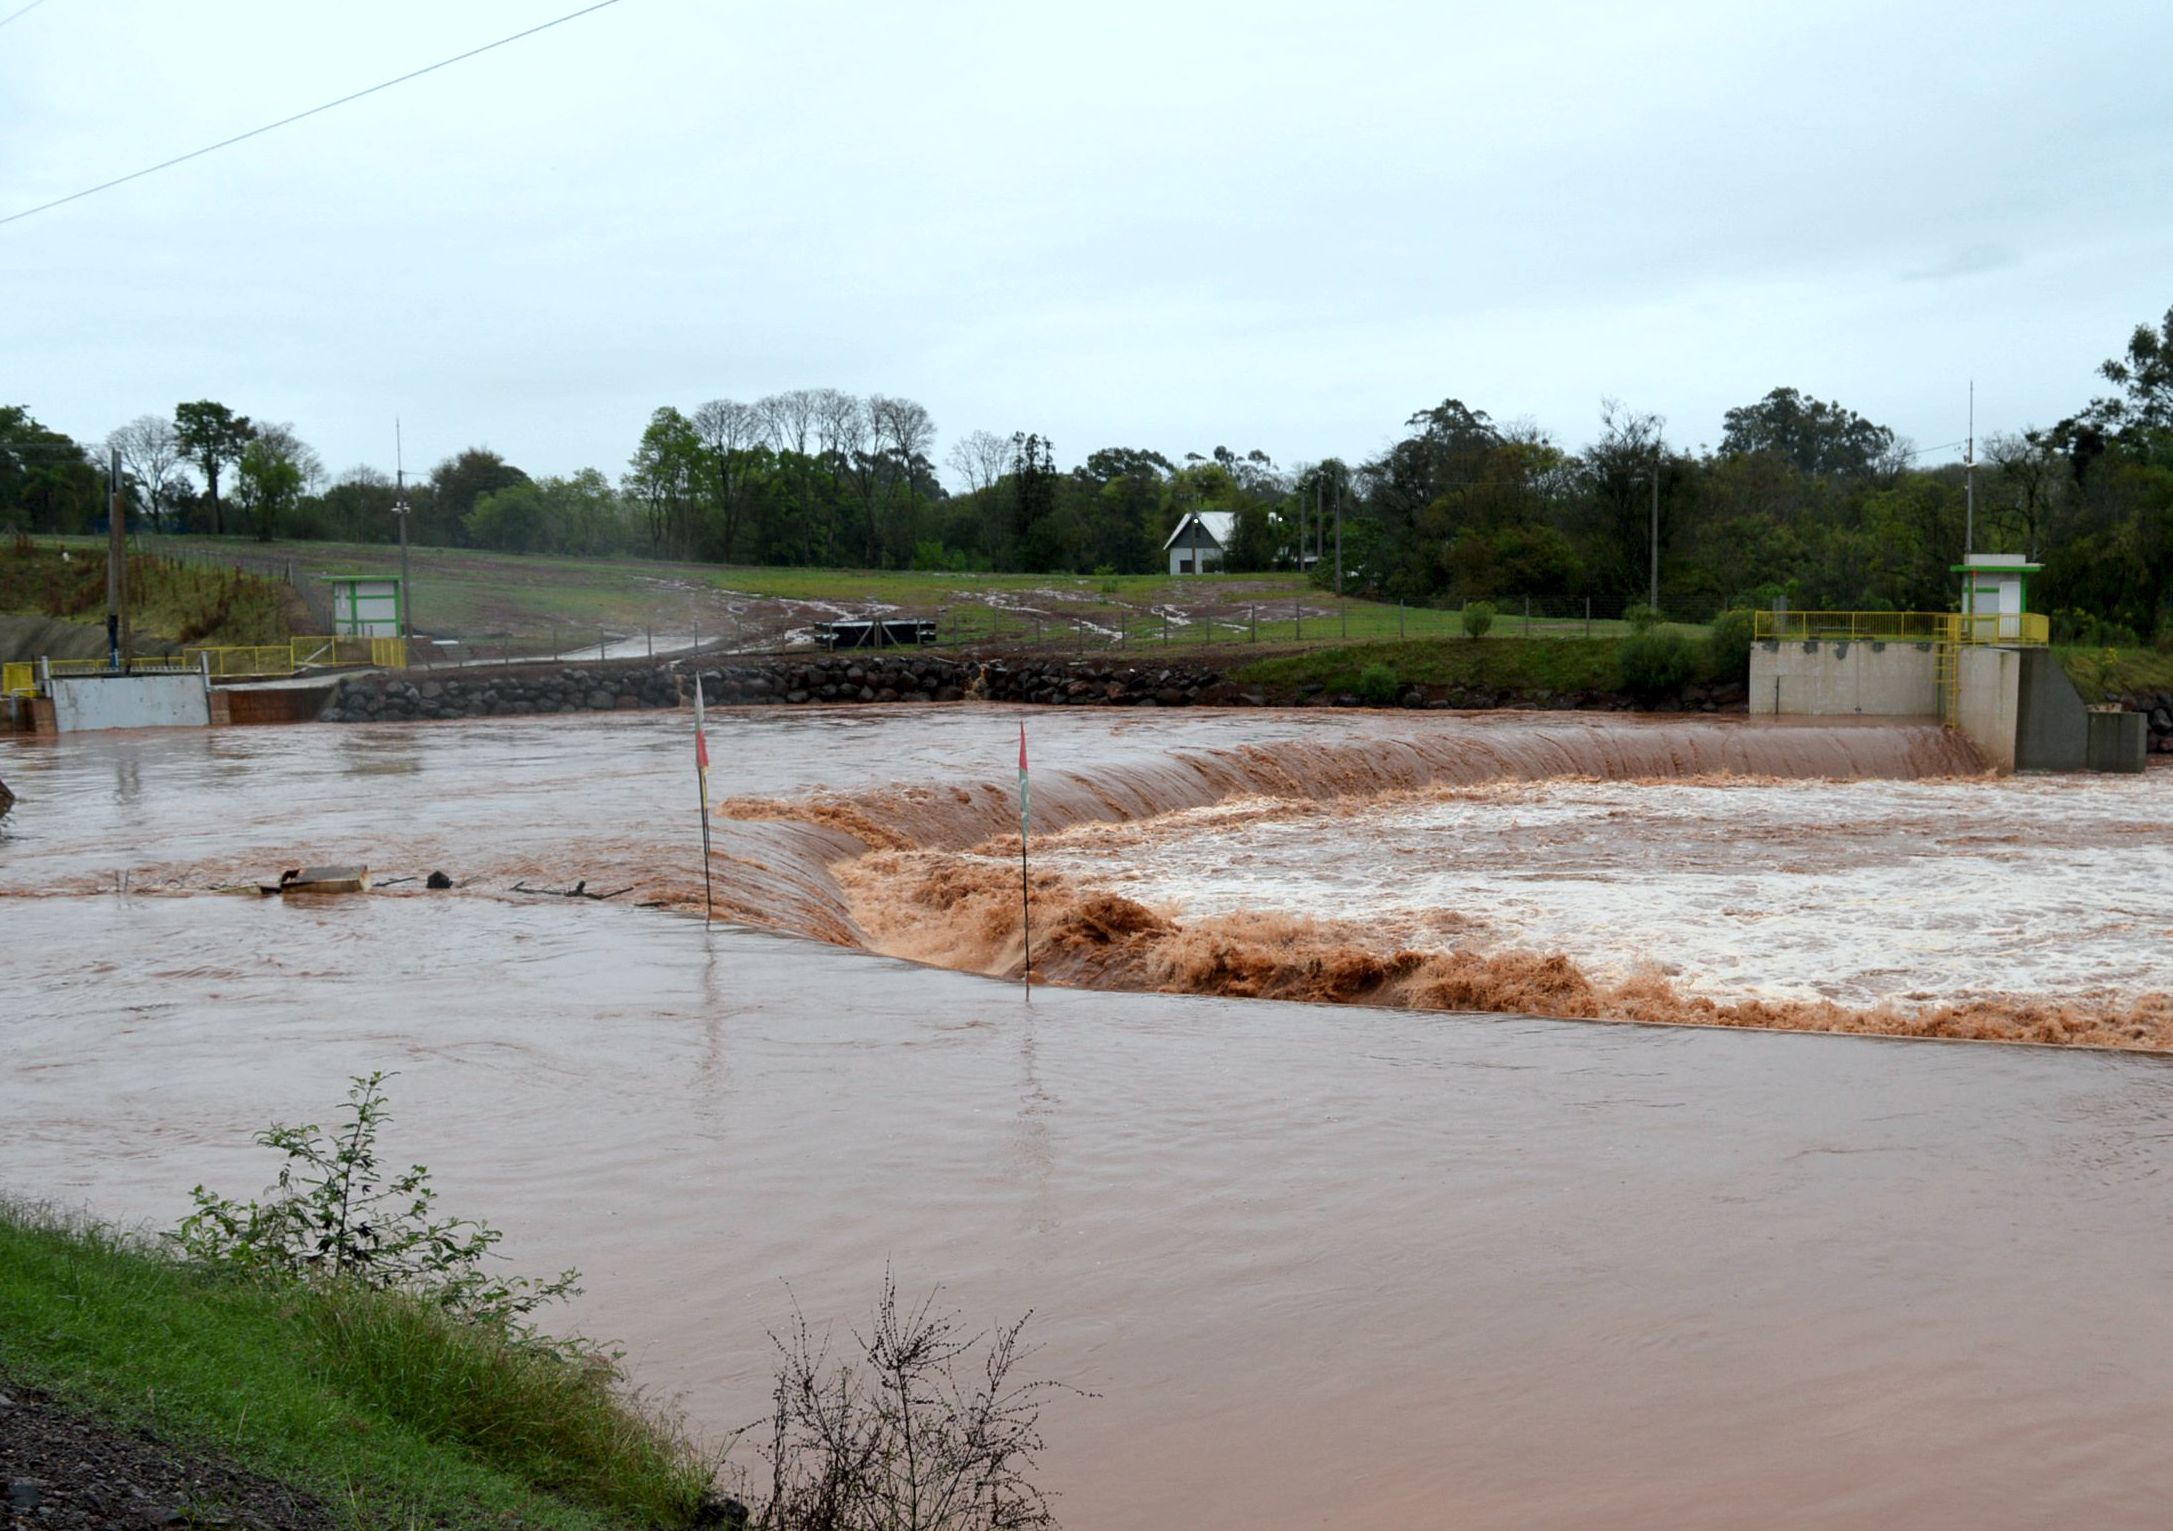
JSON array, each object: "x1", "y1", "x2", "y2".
[
  {"x1": 1017, "y1": 721, "x2": 1032, "y2": 1000},
  {"x1": 693, "y1": 675, "x2": 714, "y2": 928}
]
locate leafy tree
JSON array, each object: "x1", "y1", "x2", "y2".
[
  {"x1": 235, "y1": 434, "x2": 305, "y2": 541},
  {"x1": 427, "y1": 448, "x2": 528, "y2": 547},
  {"x1": 691, "y1": 397, "x2": 763, "y2": 562},
  {"x1": 317, "y1": 465, "x2": 410, "y2": 544},
  {"x1": 1719, "y1": 387, "x2": 1896, "y2": 479},
  {"x1": 1011, "y1": 432, "x2": 1059, "y2": 568},
  {"x1": 2084, "y1": 304, "x2": 2173, "y2": 450},
  {"x1": 624, "y1": 408, "x2": 701, "y2": 557},
  {"x1": 174, "y1": 399, "x2": 254, "y2": 535},
  {"x1": 0, "y1": 405, "x2": 98, "y2": 534}
]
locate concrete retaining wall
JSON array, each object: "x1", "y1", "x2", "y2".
[
  {"x1": 2013, "y1": 649, "x2": 2088, "y2": 772},
  {"x1": 49, "y1": 674, "x2": 211, "y2": 733},
  {"x1": 2086, "y1": 709, "x2": 2148, "y2": 772},
  {"x1": 1749, "y1": 640, "x2": 1940, "y2": 716},
  {"x1": 1953, "y1": 647, "x2": 2021, "y2": 772}
]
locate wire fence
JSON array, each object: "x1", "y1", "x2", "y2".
[{"x1": 391, "y1": 597, "x2": 1710, "y2": 669}]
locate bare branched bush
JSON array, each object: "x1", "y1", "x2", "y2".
[{"x1": 747, "y1": 1274, "x2": 1066, "y2": 1531}]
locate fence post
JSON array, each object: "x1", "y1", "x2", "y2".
[
  {"x1": 1584, "y1": 598, "x2": 1590, "y2": 639},
  {"x1": 1250, "y1": 604, "x2": 1257, "y2": 641},
  {"x1": 599, "y1": 629, "x2": 607, "y2": 662},
  {"x1": 646, "y1": 627, "x2": 653, "y2": 659},
  {"x1": 1162, "y1": 609, "x2": 1169, "y2": 645},
  {"x1": 1341, "y1": 602, "x2": 1348, "y2": 639},
  {"x1": 1295, "y1": 597, "x2": 1302, "y2": 641},
  {"x1": 1399, "y1": 600, "x2": 1405, "y2": 639}
]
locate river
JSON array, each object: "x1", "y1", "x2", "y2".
[{"x1": 4, "y1": 706, "x2": 2171, "y2": 1528}]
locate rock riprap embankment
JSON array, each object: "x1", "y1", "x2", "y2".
[
  {"x1": 321, "y1": 665, "x2": 683, "y2": 722},
  {"x1": 319, "y1": 654, "x2": 1245, "y2": 722},
  {"x1": 316, "y1": 652, "x2": 1771, "y2": 723}
]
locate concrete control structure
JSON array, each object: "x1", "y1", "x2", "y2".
[
  {"x1": 1955, "y1": 552, "x2": 2041, "y2": 641},
  {"x1": 326, "y1": 575, "x2": 405, "y2": 639}
]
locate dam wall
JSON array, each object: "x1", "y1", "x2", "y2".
[{"x1": 1748, "y1": 640, "x2": 1939, "y2": 717}]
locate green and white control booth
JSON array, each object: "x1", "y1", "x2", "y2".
[
  {"x1": 1953, "y1": 552, "x2": 2039, "y2": 640},
  {"x1": 325, "y1": 575, "x2": 405, "y2": 638}
]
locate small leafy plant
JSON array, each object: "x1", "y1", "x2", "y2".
[
  {"x1": 172, "y1": 1072, "x2": 579, "y2": 1335},
  {"x1": 1460, "y1": 600, "x2": 1496, "y2": 639},
  {"x1": 1355, "y1": 661, "x2": 1401, "y2": 706}
]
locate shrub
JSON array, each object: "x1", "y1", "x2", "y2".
[
  {"x1": 752, "y1": 1273, "x2": 1062, "y2": 1531},
  {"x1": 1623, "y1": 603, "x2": 1660, "y2": 634},
  {"x1": 1355, "y1": 662, "x2": 1400, "y2": 706},
  {"x1": 173, "y1": 1071, "x2": 579, "y2": 1336},
  {"x1": 1617, "y1": 631, "x2": 1698, "y2": 699},
  {"x1": 1460, "y1": 601, "x2": 1496, "y2": 639},
  {"x1": 1704, "y1": 608, "x2": 1755, "y2": 681}
]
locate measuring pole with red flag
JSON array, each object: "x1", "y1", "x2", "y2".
[
  {"x1": 694, "y1": 674, "x2": 715, "y2": 927},
  {"x1": 1018, "y1": 718, "x2": 1032, "y2": 996}
]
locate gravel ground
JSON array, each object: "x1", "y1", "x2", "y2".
[{"x1": 1, "y1": 1381, "x2": 333, "y2": 1531}]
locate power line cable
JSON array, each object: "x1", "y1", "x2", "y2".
[
  {"x1": 0, "y1": 0, "x2": 621, "y2": 229},
  {"x1": 0, "y1": 0, "x2": 52, "y2": 31}
]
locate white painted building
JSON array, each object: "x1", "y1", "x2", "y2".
[
  {"x1": 1953, "y1": 552, "x2": 2040, "y2": 640},
  {"x1": 1163, "y1": 510, "x2": 1236, "y2": 575}
]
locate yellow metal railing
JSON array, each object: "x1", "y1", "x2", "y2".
[
  {"x1": 9, "y1": 636, "x2": 408, "y2": 696},
  {"x1": 1755, "y1": 610, "x2": 1948, "y2": 643},
  {"x1": 1754, "y1": 610, "x2": 2049, "y2": 647},
  {"x1": 184, "y1": 636, "x2": 407, "y2": 679},
  {"x1": 1943, "y1": 612, "x2": 2049, "y2": 646}
]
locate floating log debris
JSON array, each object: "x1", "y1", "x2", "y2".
[{"x1": 510, "y1": 879, "x2": 633, "y2": 901}]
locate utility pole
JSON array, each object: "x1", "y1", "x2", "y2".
[
  {"x1": 1333, "y1": 470, "x2": 1343, "y2": 599},
  {"x1": 394, "y1": 419, "x2": 412, "y2": 642},
  {"x1": 1963, "y1": 381, "x2": 1976, "y2": 562},
  {"x1": 106, "y1": 446, "x2": 126, "y2": 671},
  {"x1": 1648, "y1": 443, "x2": 1661, "y2": 616}
]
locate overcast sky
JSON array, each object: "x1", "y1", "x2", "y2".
[{"x1": 5, "y1": 0, "x2": 2170, "y2": 488}]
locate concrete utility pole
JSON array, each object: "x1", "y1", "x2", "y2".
[
  {"x1": 394, "y1": 419, "x2": 412, "y2": 641},
  {"x1": 1649, "y1": 443, "x2": 1662, "y2": 615},
  {"x1": 1333, "y1": 472, "x2": 1343, "y2": 598},
  {"x1": 1963, "y1": 381, "x2": 1976, "y2": 559},
  {"x1": 106, "y1": 446, "x2": 126, "y2": 671}
]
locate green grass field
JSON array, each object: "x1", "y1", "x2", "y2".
[
  {"x1": 0, "y1": 1203, "x2": 713, "y2": 1530},
  {"x1": 38, "y1": 534, "x2": 1711, "y2": 660}
]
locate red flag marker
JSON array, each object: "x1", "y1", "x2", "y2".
[
  {"x1": 694, "y1": 674, "x2": 714, "y2": 926},
  {"x1": 1017, "y1": 719, "x2": 1031, "y2": 996}
]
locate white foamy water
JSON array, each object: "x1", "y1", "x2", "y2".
[{"x1": 1033, "y1": 773, "x2": 2173, "y2": 1009}]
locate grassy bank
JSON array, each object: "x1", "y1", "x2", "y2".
[
  {"x1": 0, "y1": 1203, "x2": 713, "y2": 1529},
  {"x1": 1231, "y1": 634, "x2": 1718, "y2": 699},
  {"x1": 1, "y1": 541, "x2": 299, "y2": 645},
  {"x1": 2058, "y1": 645, "x2": 2173, "y2": 702}
]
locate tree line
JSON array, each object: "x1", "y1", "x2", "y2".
[{"x1": 3, "y1": 302, "x2": 2167, "y2": 636}]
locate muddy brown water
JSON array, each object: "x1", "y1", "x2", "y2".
[{"x1": 5, "y1": 708, "x2": 2173, "y2": 1528}]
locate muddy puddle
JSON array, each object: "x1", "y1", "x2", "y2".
[{"x1": 5, "y1": 707, "x2": 2173, "y2": 1527}]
